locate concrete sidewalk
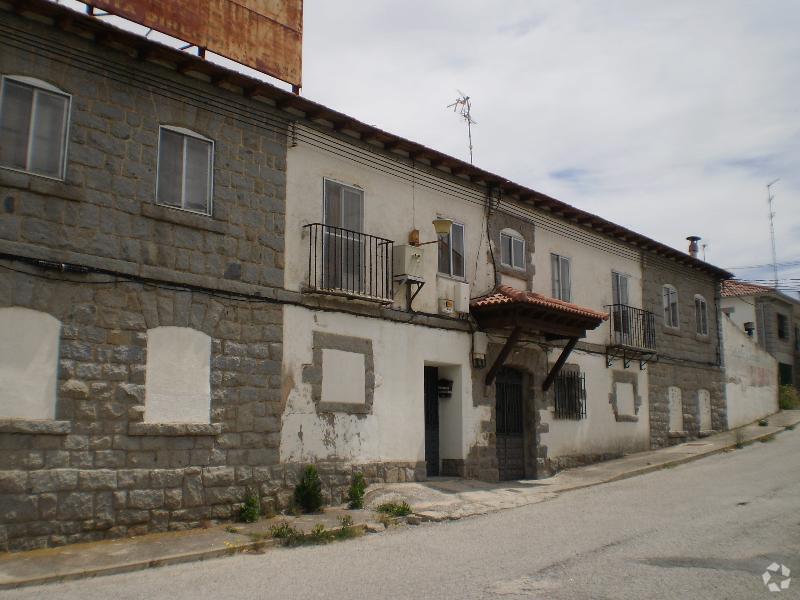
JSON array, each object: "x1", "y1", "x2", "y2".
[{"x1": 1, "y1": 410, "x2": 798, "y2": 590}]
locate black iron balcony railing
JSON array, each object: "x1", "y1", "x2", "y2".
[
  {"x1": 304, "y1": 223, "x2": 394, "y2": 303},
  {"x1": 554, "y1": 371, "x2": 586, "y2": 420},
  {"x1": 605, "y1": 304, "x2": 657, "y2": 351}
]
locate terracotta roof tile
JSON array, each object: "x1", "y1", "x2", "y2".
[
  {"x1": 721, "y1": 280, "x2": 775, "y2": 297},
  {"x1": 471, "y1": 285, "x2": 608, "y2": 321}
]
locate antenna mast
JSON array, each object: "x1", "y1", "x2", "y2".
[
  {"x1": 447, "y1": 91, "x2": 476, "y2": 164},
  {"x1": 767, "y1": 179, "x2": 780, "y2": 288}
]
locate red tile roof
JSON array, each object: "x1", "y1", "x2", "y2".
[
  {"x1": 721, "y1": 280, "x2": 775, "y2": 297},
  {"x1": 471, "y1": 285, "x2": 608, "y2": 321}
]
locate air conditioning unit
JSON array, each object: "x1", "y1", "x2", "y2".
[
  {"x1": 453, "y1": 282, "x2": 470, "y2": 314},
  {"x1": 439, "y1": 298, "x2": 454, "y2": 315},
  {"x1": 393, "y1": 245, "x2": 424, "y2": 281}
]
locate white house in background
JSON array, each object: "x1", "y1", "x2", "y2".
[{"x1": 721, "y1": 281, "x2": 800, "y2": 389}]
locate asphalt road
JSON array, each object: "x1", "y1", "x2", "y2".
[{"x1": 7, "y1": 430, "x2": 799, "y2": 600}]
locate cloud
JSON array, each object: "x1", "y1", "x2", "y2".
[{"x1": 301, "y1": 0, "x2": 800, "y2": 281}]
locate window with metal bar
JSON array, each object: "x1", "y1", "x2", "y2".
[{"x1": 553, "y1": 370, "x2": 586, "y2": 420}]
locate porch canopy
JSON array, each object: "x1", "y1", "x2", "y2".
[{"x1": 470, "y1": 285, "x2": 608, "y2": 390}]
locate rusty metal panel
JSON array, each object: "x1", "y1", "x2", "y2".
[{"x1": 89, "y1": 0, "x2": 302, "y2": 87}]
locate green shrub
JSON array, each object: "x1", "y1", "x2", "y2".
[
  {"x1": 347, "y1": 473, "x2": 367, "y2": 509},
  {"x1": 376, "y1": 501, "x2": 412, "y2": 517},
  {"x1": 294, "y1": 465, "x2": 324, "y2": 513},
  {"x1": 270, "y1": 521, "x2": 303, "y2": 546},
  {"x1": 239, "y1": 491, "x2": 261, "y2": 523},
  {"x1": 779, "y1": 385, "x2": 800, "y2": 410}
]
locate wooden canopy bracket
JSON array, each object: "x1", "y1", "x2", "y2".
[
  {"x1": 542, "y1": 337, "x2": 579, "y2": 392},
  {"x1": 484, "y1": 326, "x2": 521, "y2": 386}
]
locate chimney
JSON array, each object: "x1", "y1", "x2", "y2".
[{"x1": 687, "y1": 236, "x2": 701, "y2": 259}]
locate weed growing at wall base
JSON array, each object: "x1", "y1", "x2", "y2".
[
  {"x1": 779, "y1": 385, "x2": 800, "y2": 410},
  {"x1": 376, "y1": 501, "x2": 412, "y2": 517},
  {"x1": 347, "y1": 473, "x2": 366, "y2": 509},
  {"x1": 294, "y1": 465, "x2": 324, "y2": 513}
]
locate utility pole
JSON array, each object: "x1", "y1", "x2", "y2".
[{"x1": 767, "y1": 179, "x2": 780, "y2": 288}]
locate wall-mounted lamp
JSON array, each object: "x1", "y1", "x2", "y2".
[{"x1": 409, "y1": 217, "x2": 454, "y2": 246}]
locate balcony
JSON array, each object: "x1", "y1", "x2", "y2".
[
  {"x1": 303, "y1": 223, "x2": 394, "y2": 304},
  {"x1": 604, "y1": 304, "x2": 657, "y2": 369}
]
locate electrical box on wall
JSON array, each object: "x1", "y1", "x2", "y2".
[
  {"x1": 439, "y1": 298, "x2": 454, "y2": 315},
  {"x1": 453, "y1": 282, "x2": 470, "y2": 314},
  {"x1": 393, "y1": 245, "x2": 425, "y2": 281}
]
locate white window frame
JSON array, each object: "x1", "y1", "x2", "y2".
[
  {"x1": 551, "y1": 253, "x2": 571, "y2": 302},
  {"x1": 0, "y1": 75, "x2": 71, "y2": 181},
  {"x1": 694, "y1": 294, "x2": 709, "y2": 336},
  {"x1": 500, "y1": 231, "x2": 526, "y2": 271},
  {"x1": 155, "y1": 125, "x2": 215, "y2": 216},
  {"x1": 438, "y1": 221, "x2": 466, "y2": 280},
  {"x1": 322, "y1": 177, "x2": 365, "y2": 231},
  {"x1": 663, "y1": 284, "x2": 679, "y2": 329}
]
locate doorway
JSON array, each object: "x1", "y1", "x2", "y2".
[
  {"x1": 496, "y1": 367, "x2": 525, "y2": 480},
  {"x1": 424, "y1": 366, "x2": 440, "y2": 477}
]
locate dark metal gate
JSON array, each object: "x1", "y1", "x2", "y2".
[
  {"x1": 496, "y1": 367, "x2": 525, "y2": 480},
  {"x1": 424, "y1": 366, "x2": 439, "y2": 477}
]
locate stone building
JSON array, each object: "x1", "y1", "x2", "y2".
[
  {"x1": 641, "y1": 252, "x2": 729, "y2": 447},
  {"x1": 0, "y1": 3, "x2": 291, "y2": 551},
  {"x1": 0, "y1": 0, "x2": 748, "y2": 553}
]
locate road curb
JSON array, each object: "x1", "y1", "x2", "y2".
[
  {"x1": 0, "y1": 524, "x2": 370, "y2": 590},
  {"x1": 2, "y1": 422, "x2": 796, "y2": 590}
]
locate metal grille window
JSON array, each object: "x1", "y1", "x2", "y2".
[
  {"x1": 662, "y1": 284, "x2": 679, "y2": 328},
  {"x1": 694, "y1": 295, "x2": 709, "y2": 336},
  {"x1": 437, "y1": 222, "x2": 465, "y2": 278},
  {"x1": 0, "y1": 76, "x2": 70, "y2": 180},
  {"x1": 500, "y1": 232, "x2": 525, "y2": 270},
  {"x1": 551, "y1": 254, "x2": 571, "y2": 301},
  {"x1": 156, "y1": 126, "x2": 214, "y2": 215},
  {"x1": 553, "y1": 370, "x2": 586, "y2": 420}
]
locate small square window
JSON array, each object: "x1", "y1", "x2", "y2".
[
  {"x1": 0, "y1": 76, "x2": 70, "y2": 180},
  {"x1": 156, "y1": 126, "x2": 214, "y2": 215},
  {"x1": 500, "y1": 232, "x2": 525, "y2": 271}
]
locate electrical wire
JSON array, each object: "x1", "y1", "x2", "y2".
[{"x1": 0, "y1": 24, "x2": 724, "y2": 288}]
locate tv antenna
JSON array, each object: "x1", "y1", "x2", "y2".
[
  {"x1": 767, "y1": 179, "x2": 780, "y2": 288},
  {"x1": 447, "y1": 91, "x2": 476, "y2": 164}
]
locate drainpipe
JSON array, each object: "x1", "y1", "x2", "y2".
[{"x1": 486, "y1": 187, "x2": 500, "y2": 288}]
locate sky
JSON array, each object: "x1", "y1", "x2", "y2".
[{"x1": 58, "y1": 0, "x2": 800, "y2": 296}]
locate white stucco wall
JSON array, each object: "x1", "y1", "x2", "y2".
[
  {"x1": 722, "y1": 315, "x2": 778, "y2": 428},
  {"x1": 532, "y1": 224, "x2": 642, "y2": 346},
  {"x1": 144, "y1": 326, "x2": 212, "y2": 424},
  {"x1": 538, "y1": 350, "x2": 650, "y2": 458},
  {"x1": 720, "y1": 296, "x2": 758, "y2": 338},
  {"x1": 280, "y1": 305, "x2": 487, "y2": 464},
  {"x1": 285, "y1": 127, "x2": 493, "y2": 315},
  {"x1": 0, "y1": 307, "x2": 61, "y2": 420}
]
